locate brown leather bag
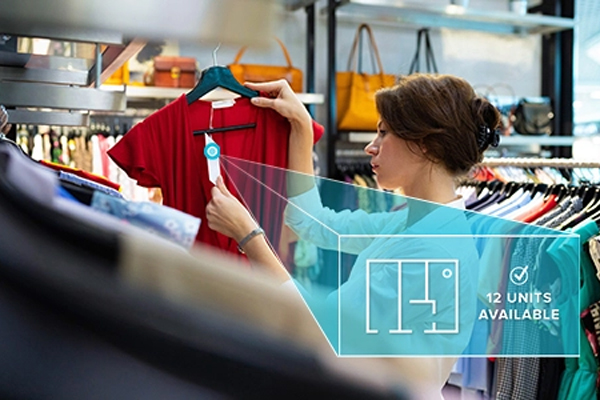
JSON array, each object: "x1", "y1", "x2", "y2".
[
  {"x1": 228, "y1": 38, "x2": 303, "y2": 93},
  {"x1": 152, "y1": 56, "x2": 198, "y2": 88}
]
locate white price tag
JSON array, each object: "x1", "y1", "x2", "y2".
[{"x1": 204, "y1": 133, "x2": 221, "y2": 185}]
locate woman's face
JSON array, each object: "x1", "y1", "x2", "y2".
[{"x1": 364, "y1": 121, "x2": 429, "y2": 192}]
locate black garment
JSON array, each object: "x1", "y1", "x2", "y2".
[
  {"x1": 536, "y1": 358, "x2": 565, "y2": 400},
  {"x1": 470, "y1": 191, "x2": 506, "y2": 212}
]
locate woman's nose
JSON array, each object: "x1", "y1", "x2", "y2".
[{"x1": 364, "y1": 140, "x2": 378, "y2": 156}]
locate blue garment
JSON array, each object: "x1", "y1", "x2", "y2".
[
  {"x1": 91, "y1": 192, "x2": 200, "y2": 250},
  {"x1": 470, "y1": 191, "x2": 505, "y2": 212},
  {"x1": 56, "y1": 185, "x2": 79, "y2": 202},
  {"x1": 59, "y1": 171, "x2": 124, "y2": 199},
  {"x1": 493, "y1": 191, "x2": 532, "y2": 218}
]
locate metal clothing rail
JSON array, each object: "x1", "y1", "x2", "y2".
[{"x1": 479, "y1": 157, "x2": 600, "y2": 169}]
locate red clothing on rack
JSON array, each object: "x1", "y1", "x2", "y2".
[
  {"x1": 521, "y1": 194, "x2": 558, "y2": 224},
  {"x1": 40, "y1": 159, "x2": 121, "y2": 191},
  {"x1": 108, "y1": 95, "x2": 324, "y2": 256}
]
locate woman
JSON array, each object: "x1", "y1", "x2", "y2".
[{"x1": 206, "y1": 74, "x2": 501, "y2": 396}]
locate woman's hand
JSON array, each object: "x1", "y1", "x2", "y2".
[
  {"x1": 206, "y1": 175, "x2": 291, "y2": 283},
  {"x1": 246, "y1": 80, "x2": 315, "y2": 179},
  {"x1": 206, "y1": 176, "x2": 257, "y2": 242},
  {"x1": 246, "y1": 80, "x2": 312, "y2": 130}
]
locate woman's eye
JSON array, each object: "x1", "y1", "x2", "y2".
[{"x1": 378, "y1": 129, "x2": 387, "y2": 137}]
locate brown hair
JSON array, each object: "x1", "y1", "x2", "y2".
[{"x1": 375, "y1": 73, "x2": 501, "y2": 175}]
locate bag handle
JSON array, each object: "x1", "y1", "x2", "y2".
[
  {"x1": 349, "y1": 24, "x2": 377, "y2": 74},
  {"x1": 409, "y1": 28, "x2": 438, "y2": 74},
  {"x1": 346, "y1": 24, "x2": 385, "y2": 77},
  {"x1": 232, "y1": 37, "x2": 294, "y2": 68}
]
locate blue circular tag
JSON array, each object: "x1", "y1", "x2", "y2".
[{"x1": 204, "y1": 142, "x2": 220, "y2": 160}]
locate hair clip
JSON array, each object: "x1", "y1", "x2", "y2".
[{"x1": 477, "y1": 125, "x2": 499, "y2": 151}]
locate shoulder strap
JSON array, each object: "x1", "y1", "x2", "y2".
[
  {"x1": 409, "y1": 29, "x2": 438, "y2": 74},
  {"x1": 232, "y1": 37, "x2": 294, "y2": 67},
  {"x1": 347, "y1": 24, "x2": 385, "y2": 76}
]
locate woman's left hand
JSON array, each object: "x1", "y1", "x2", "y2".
[{"x1": 206, "y1": 176, "x2": 257, "y2": 242}]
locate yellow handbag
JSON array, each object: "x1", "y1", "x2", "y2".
[
  {"x1": 337, "y1": 24, "x2": 397, "y2": 132},
  {"x1": 228, "y1": 38, "x2": 303, "y2": 93}
]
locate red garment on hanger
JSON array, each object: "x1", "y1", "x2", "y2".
[
  {"x1": 108, "y1": 95, "x2": 324, "y2": 256},
  {"x1": 521, "y1": 194, "x2": 558, "y2": 223}
]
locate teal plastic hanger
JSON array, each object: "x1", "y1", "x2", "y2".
[
  {"x1": 186, "y1": 66, "x2": 258, "y2": 104},
  {"x1": 186, "y1": 44, "x2": 257, "y2": 104}
]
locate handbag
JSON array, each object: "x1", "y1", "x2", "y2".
[
  {"x1": 408, "y1": 28, "x2": 438, "y2": 74},
  {"x1": 512, "y1": 98, "x2": 554, "y2": 136},
  {"x1": 228, "y1": 38, "x2": 303, "y2": 93},
  {"x1": 337, "y1": 24, "x2": 397, "y2": 132},
  {"x1": 150, "y1": 56, "x2": 198, "y2": 88}
]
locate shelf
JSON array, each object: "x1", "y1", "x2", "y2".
[
  {"x1": 346, "y1": 132, "x2": 576, "y2": 146},
  {"x1": 284, "y1": 0, "x2": 319, "y2": 11},
  {"x1": 6, "y1": 110, "x2": 90, "y2": 127},
  {"x1": 497, "y1": 136, "x2": 575, "y2": 146},
  {"x1": 0, "y1": 82, "x2": 126, "y2": 111},
  {"x1": 0, "y1": 62, "x2": 88, "y2": 86},
  {"x1": 326, "y1": 0, "x2": 575, "y2": 35},
  {"x1": 347, "y1": 132, "x2": 377, "y2": 143},
  {"x1": 297, "y1": 93, "x2": 325, "y2": 105},
  {"x1": 100, "y1": 85, "x2": 325, "y2": 105},
  {"x1": 0, "y1": 0, "x2": 279, "y2": 46},
  {"x1": 101, "y1": 85, "x2": 190, "y2": 99}
]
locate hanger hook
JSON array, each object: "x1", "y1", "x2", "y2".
[{"x1": 212, "y1": 43, "x2": 222, "y2": 66}]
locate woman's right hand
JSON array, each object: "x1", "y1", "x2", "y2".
[
  {"x1": 246, "y1": 80, "x2": 312, "y2": 131},
  {"x1": 247, "y1": 79, "x2": 315, "y2": 183}
]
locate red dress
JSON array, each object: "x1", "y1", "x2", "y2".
[{"x1": 108, "y1": 95, "x2": 324, "y2": 256}]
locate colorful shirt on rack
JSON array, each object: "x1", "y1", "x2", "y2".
[
  {"x1": 91, "y1": 191, "x2": 200, "y2": 250},
  {"x1": 58, "y1": 171, "x2": 123, "y2": 199},
  {"x1": 108, "y1": 95, "x2": 324, "y2": 255},
  {"x1": 555, "y1": 220, "x2": 600, "y2": 400},
  {"x1": 589, "y1": 237, "x2": 600, "y2": 282},
  {"x1": 40, "y1": 159, "x2": 121, "y2": 191}
]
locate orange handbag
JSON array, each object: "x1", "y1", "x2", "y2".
[
  {"x1": 337, "y1": 24, "x2": 397, "y2": 131},
  {"x1": 228, "y1": 38, "x2": 303, "y2": 93}
]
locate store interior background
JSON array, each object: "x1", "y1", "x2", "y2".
[
  {"x1": 3, "y1": 0, "x2": 599, "y2": 172},
  {"x1": 175, "y1": 0, "x2": 600, "y2": 172}
]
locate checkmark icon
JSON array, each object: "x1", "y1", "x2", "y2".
[{"x1": 510, "y1": 266, "x2": 529, "y2": 286}]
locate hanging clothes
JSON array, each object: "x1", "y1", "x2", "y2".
[
  {"x1": 556, "y1": 220, "x2": 600, "y2": 400},
  {"x1": 457, "y1": 169, "x2": 600, "y2": 400},
  {"x1": 39, "y1": 160, "x2": 121, "y2": 192},
  {"x1": 108, "y1": 95, "x2": 324, "y2": 255}
]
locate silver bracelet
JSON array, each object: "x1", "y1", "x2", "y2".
[{"x1": 237, "y1": 227, "x2": 265, "y2": 254}]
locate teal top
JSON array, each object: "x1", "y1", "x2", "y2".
[{"x1": 553, "y1": 220, "x2": 600, "y2": 400}]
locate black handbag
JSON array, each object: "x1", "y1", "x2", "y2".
[
  {"x1": 408, "y1": 28, "x2": 438, "y2": 74},
  {"x1": 512, "y1": 98, "x2": 554, "y2": 136}
]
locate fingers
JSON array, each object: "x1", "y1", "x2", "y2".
[
  {"x1": 210, "y1": 185, "x2": 221, "y2": 199},
  {"x1": 244, "y1": 80, "x2": 288, "y2": 93},
  {"x1": 216, "y1": 175, "x2": 231, "y2": 196},
  {"x1": 250, "y1": 97, "x2": 277, "y2": 109}
]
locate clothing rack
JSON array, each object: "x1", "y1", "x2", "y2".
[{"x1": 479, "y1": 157, "x2": 600, "y2": 169}]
